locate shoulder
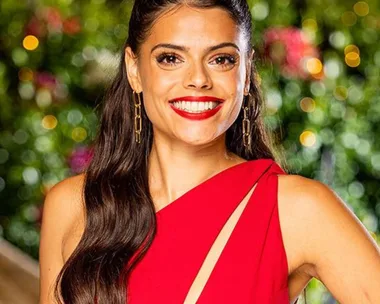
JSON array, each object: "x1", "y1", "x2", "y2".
[
  {"x1": 276, "y1": 173, "x2": 346, "y2": 249},
  {"x1": 275, "y1": 174, "x2": 330, "y2": 275},
  {"x1": 277, "y1": 173, "x2": 379, "y2": 269},
  {"x1": 276, "y1": 174, "x2": 333, "y2": 240},
  {"x1": 277, "y1": 174, "x2": 352, "y2": 231},
  {"x1": 276, "y1": 174, "x2": 341, "y2": 269},
  {"x1": 277, "y1": 173, "x2": 333, "y2": 202},
  {"x1": 40, "y1": 173, "x2": 86, "y2": 252},
  {"x1": 44, "y1": 173, "x2": 86, "y2": 224},
  {"x1": 39, "y1": 173, "x2": 86, "y2": 303},
  {"x1": 277, "y1": 175, "x2": 380, "y2": 302}
]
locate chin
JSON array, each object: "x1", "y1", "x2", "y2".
[{"x1": 174, "y1": 131, "x2": 222, "y2": 147}]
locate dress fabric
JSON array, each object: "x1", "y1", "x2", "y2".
[{"x1": 127, "y1": 159, "x2": 292, "y2": 303}]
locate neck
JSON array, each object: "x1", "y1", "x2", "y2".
[{"x1": 148, "y1": 131, "x2": 245, "y2": 211}]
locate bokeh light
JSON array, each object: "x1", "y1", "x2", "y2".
[
  {"x1": 300, "y1": 131, "x2": 317, "y2": 147},
  {"x1": 334, "y1": 86, "x2": 348, "y2": 101},
  {"x1": 18, "y1": 67, "x2": 34, "y2": 82},
  {"x1": 22, "y1": 167, "x2": 40, "y2": 185},
  {"x1": 36, "y1": 88, "x2": 52, "y2": 108},
  {"x1": 344, "y1": 44, "x2": 360, "y2": 55},
  {"x1": 306, "y1": 58, "x2": 323, "y2": 75},
  {"x1": 0, "y1": 149, "x2": 9, "y2": 164},
  {"x1": 324, "y1": 59, "x2": 342, "y2": 79},
  {"x1": 345, "y1": 52, "x2": 361, "y2": 67},
  {"x1": 72, "y1": 127, "x2": 87, "y2": 142},
  {"x1": 300, "y1": 97, "x2": 316, "y2": 113},
  {"x1": 22, "y1": 35, "x2": 39, "y2": 51},
  {"x1": 329, "y1": 31, "x2": 347, "y2": 49},
  {"x1": 302, "y1": 18, "x2": 318, "y2": 31},
  {"x1": 251, "y1": 2, "x2": 269, "y2": 21},
  {"x1": 353, "y1": 1, "x2": 369, "y2": 17},
  {"x1": 41, "y1": 115, "x2": 58, "y2": 130},
  {"x1": 341, "y1": 11, "x2": 357, "y2": 26}
]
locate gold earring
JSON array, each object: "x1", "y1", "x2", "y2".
[
  {"x1": 133, "y1": 90, "x2": 142, "y2": 144},
  {"x1": 242, "y1": 93, "x2": 251, "y2": 148}
]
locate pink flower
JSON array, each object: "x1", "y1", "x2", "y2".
[
  {"x1": 263, "y1": 27, "x2": 320, "y2": 79},
  {"x1": 34, "y1": 71, "x2": 57, "y2": 90},
  {"x1": 68, "y1": 146, "x2": 94, "y2": 174}
]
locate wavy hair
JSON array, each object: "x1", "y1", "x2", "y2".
[{"x1": 53, "y1": 0, "x2": 292, "y2": 303}]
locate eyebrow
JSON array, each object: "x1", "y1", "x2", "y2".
[{"x1": 150, "y1": 42, "x2": 240, "y2": 54}]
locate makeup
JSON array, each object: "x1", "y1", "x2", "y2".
[{"x1": 169, "y1": 96, "x2": 224, "y2": 121}]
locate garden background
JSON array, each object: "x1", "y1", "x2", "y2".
[{"x1": 1, "y1": 0, "x2": 379, "y2": 302}]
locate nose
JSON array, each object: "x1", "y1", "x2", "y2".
[{"x1": 183, "y1": 62, "x2": 212, "y2": 90}]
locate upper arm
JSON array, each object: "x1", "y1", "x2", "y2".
[
  {"x1": 284, "y1": 175, "x2": 380, "y2": 303},
  {"x1": 39, "y1": 174, "x2": 85, "y2": 304}
]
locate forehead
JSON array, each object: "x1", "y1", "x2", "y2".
[{"x1": 143, "y1": 5, "x2": 246, "y2": 52}]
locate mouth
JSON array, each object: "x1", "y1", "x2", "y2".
[{"x1": 168, "y1": 96, "x2": 224, "y2": 114}]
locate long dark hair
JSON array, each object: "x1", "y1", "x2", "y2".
[{"x1": 54, "y1": 0, "x2": 288, "y2": 303}]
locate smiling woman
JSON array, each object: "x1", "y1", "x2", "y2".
[
  {"x1": 124, "y1": 4, "x2": 253, "y2": 147},
  {"x1": 38, "y1": 0, "x2": 380, "y2": 304}
]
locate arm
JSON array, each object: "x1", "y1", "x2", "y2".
[
  {"x1": 39, "y1": 174, "x2": 85, "y2": 304},
  {"x1": 283, "y1": 175, "x2": 380, "y2": 303}
]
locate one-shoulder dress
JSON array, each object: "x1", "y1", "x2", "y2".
[{"x1": 127, "y1": 159, "x2": 296, "y2": 303}]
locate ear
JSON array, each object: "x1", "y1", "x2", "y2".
[
  {"x1": 125, "y1": 46, "x2": 143, "y2": 92},
  {"x1": 244, "y1": 49, "x2": 255, "y2": 96}
]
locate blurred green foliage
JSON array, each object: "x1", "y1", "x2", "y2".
[{"x1": 0, "y1": 0, "x2": 379, "y2": 303}]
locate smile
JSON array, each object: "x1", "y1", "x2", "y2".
[
  {"x1": 171, "y1": 101, "x2": 220, "y2": 113},
  {"x1": 168, "y1": 96, "x2": 224, "y2": 120}
]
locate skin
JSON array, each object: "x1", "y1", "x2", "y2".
[
  {"x1": 39, "y1": 5, "x2": 380, "y2": 304},
  {"x1": 125, "y1": 5, "x2": 253, "y2": 205}
]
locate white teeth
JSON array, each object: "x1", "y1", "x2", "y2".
[{"x1": 171, "y1": 101, "x2": 220, "y2": 113}]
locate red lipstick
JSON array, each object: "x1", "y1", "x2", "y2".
[
  {"x1": 169, "y1": 96, "x2": 224, "y2": 103},
  {"x1": 169, "y1": 96, "x2": 224, "y2": 121}
]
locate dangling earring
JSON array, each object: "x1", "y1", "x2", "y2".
[
  {"x1": 242, "y1": 93, "x2": 251, "y2": 148},
  {"x1": 133, "y1": 90, "x2": 142, "y2": 144}
]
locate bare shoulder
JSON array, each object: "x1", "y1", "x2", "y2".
[
  {"x1": 277, "y1": 174, "x2": 380, "y2": 303},
  {"x1": 39, "y1": 173, "x2": 86, "y2": 304},
  {"x1": 276, "y1": 173, "x2": 348, "y2": 271},
  {"x1": 43, "y1": 173, "x2": 86, "y2": 238},
  {"x1": 276, "y1": 173, "x2": 371, "y2": 255},
  {"x1": 275, "y1": 174, "x2": 323, "y2": 276}
]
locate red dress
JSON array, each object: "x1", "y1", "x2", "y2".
[{"x1": 127, "y1": 159, "x2": 294, "y2": 303}]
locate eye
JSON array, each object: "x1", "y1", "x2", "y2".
[
  {"x1": 210, "y1": 54, "x2": 238, "y2": 68},
  {"x1": 156, "y1": 52, "x2": 183, "y2": 66}
]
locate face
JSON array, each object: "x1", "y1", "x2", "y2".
[{"x1": 125, "y1": 5, "x2": 253, "y2": 146}]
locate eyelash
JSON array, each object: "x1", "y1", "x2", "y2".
[{"x1": 155, "y1": 52, "x2": 237, "y2": 68}]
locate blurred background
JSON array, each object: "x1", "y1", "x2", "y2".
[{"x1": 0, "y1": 0, "x2": 379, "y2": 303}]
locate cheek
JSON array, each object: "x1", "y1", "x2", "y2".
[
  {"x1": 213, "y1": 65, "x2": 246, "y2": 97},
  {"x1": 139, "y1": 64, "x2": 178, "y2": 120},
  {"x1": 140, "y1": 60, "x2": 180, "y2": 98}
]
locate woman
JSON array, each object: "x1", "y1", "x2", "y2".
[{"x1": 39, "y1": 0, "x2": 380, "y2": 303}]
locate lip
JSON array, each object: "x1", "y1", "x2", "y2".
[
  {"x1": 169, "y1": 96, "x2": 225, "y2": 103},
  {"x1": 168, "y1": 96, "x2": 225, "y2": 121}
]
